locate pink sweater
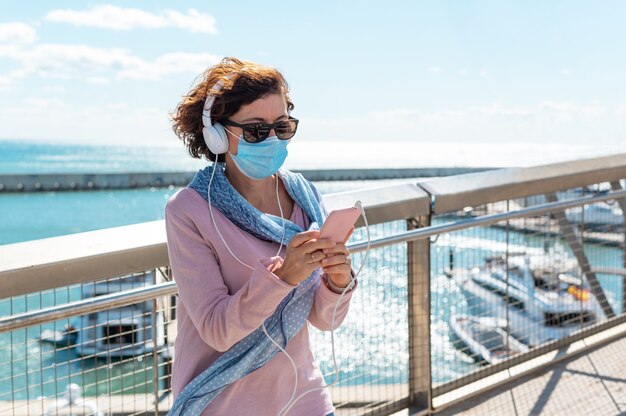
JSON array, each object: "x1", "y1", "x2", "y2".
[{"x1": 165, "y1": 187, "x2": 355, "y2": 415}]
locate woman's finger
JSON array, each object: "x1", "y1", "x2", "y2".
[
  {"x1": 321, "y1": 254, "x2": 350, "y2": 268},
  {"x1": 301, "y1": 238, "x2": 336, "y2": 254},
  {"x1": 322, "y1": 243, "x2": 349, "y2": 256},
  {"x1": 322, "y1": 263, "x2": 352, "y2": 275},
  {"x1": 289, "y1": 230, "x2": 320, "y2": 248},
  {"x1": 305, "y1": 250, "x2": 327, "y2": 264}
]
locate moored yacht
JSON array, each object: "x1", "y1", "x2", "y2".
[
  {"x1": 74, "y1": 271, "x2": 165, "y2": 358},
  {"x1": 449, "y1": 314, "x2": 529, "y2": 364},
  {"x1": 451, "y1": 252, "x2": 607, "y2": 347}
]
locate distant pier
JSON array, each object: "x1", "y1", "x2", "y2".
[{"x1": 0, "y1": 167, "x2": 496, "y2": 192}]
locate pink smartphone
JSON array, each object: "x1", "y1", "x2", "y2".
[{"x1": 319, "y1": 205, "x2": 361, "y2": 243}]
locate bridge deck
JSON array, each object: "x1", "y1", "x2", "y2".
[{"x1": 434, "y1": 334, "x2": 626, "y2": 415}]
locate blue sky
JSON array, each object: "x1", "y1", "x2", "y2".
[{"x1": 0, "y1": 1, "x2": 625, "y2": 155}]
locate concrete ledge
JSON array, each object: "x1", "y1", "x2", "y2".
[
  {"x1": 419, "y1": 153, "x2": 626, "y2": 214},
  {"x1": 0, "y1": 186, "x2": 425, "y2": 297},
  {"x1": 0, "y1": 220, "x2": 169, "y2": 299},
  {"x1": 325, "y1": 184, "x2": 431, "y2": 227}
]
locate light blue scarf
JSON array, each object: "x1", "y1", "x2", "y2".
[{"x1": 168, "y1": 163, "x2": 327, "y2": 415}]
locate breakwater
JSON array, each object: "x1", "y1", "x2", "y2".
[{"x1": 0, "y1": 167, "x2": 495, "y2": 192}]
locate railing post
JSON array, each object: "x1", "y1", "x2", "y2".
[
  {"x1": 407, "y1": 215, "x2": 432, "y2": 413},
  {"x1": 152, "y1": 298, "x2": 160, "y2": 416},
  {"x1": 609, "y1": 181, "x2": 626, "y2": 313}
]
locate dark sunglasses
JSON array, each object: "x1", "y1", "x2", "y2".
[{"x1": 220, "y1": 117, "x2": 299, "y2": 143}]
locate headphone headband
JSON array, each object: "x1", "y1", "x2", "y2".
[{"x1": 202, "y1": 75, "x2": 233, "y2": 155}]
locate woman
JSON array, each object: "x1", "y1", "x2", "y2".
[{"x1": 165, "y1": 57, "x2": 356, "y2": 416}]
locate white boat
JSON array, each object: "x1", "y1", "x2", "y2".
[
  {"x1": 75, "y1": 271, "x2": 165, "y2": 358},
  {"x1": 449, "y1": 314, "x2": 529, "y2": 364},
  {"x1": 39, "y1": 324, "x2": 78, "y2": 347},
  {"x1": 451, "y1": 251, "x2": 607, "y2": 347},
  {"x1": 523, "y1": 189, "x2": 623, "y2": 230},
  {"x1": 565, "y1": 203, "x2": 624, "y2": 229}
]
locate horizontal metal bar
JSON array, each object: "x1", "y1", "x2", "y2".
[
  {"x1": 359, "y1": 397, "x2": 412, "y2": 416},
  {"x1": 592, "y1": 267, "x2": 626, "y2": 277},
  {"x1": 0, "y1": 281, "x2": 177, "y2": 334},
  {"x1": 349, "y1": 188, "x2": 626, "y2": 253}
]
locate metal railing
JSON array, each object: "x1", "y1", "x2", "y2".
[{"x1": 0, "y1": 152, "x2": 625, "y2": 415}]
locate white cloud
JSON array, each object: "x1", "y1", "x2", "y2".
[
  {"x1": 539, "y1": 101, "x2": 607, "y2": 117},
  {"x1": 43, "y1": 85, "x2": 66, "y2": 93},
  {"x1": 0, "y1": 75, "x2": 11, "y2": 90},
  {"x1": 0, "y1": 41, "x2": 221, "y2": 82},
  {"x1": 0, "y1": 98, "x2": 172, "y2": 145},
  {"x1": 300, "y1": 101, "x2": 625, "y2": 147},
  {"x1": 428, "y1": 66, "x2": 441, "y2": 73},
  {"x1": 371, "y1": 108, "x2": 467, "y2": 123},
  {"x1": 86, "y1": 76, "x2": 111, "y2": 85},
  {"x1": 117, "y1": 52, "x2": 221, "y2": 80},
  {"x1": 0, "y1": 43, "x2": 142, "y2": 80},
  {"x1": 22, "y1": 97, "x2": 71, "y2": 111},
  {"x1": 472, "y1": 103, "x2": 533, "y2": 117},
  {"x1": 374, "y1": 101, "x2": 610, "y2": 123},
  {"x1": 0, "y1": 22, "x2": 37, "y2": 44},
  {"x1": 44, "y1": 5, "x2": 217, "y2": 34}
]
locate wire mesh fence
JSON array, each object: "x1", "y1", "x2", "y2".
[
  {"x1": 429, "y1": 180, "x2": 626, "y2": 415},
  {"x1": 0, "y1": 271, "x2": 174, "y2": 415}
]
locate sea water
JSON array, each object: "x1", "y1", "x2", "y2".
[{"x1": 0, "y1": 139, "x2": 623, "y2": 400}]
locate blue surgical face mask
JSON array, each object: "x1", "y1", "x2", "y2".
[{"x1": 227, "y1": 132, "x2": 289, "y2": 180}]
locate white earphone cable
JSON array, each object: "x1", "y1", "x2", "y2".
[
  {"x1": 208, "y1": 162, "x2": 371, "y2": 416},
  {"x1": 208, "y1": 163, "x2": 299, "y2": 413},
  {"x1": 208, "y1": 162, "x2": 254, "y2": 271},
  {"x1": 278, "y1": 201, "x2": 370, "y2": 416}
]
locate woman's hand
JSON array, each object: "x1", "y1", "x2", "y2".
[
  {"x1": 321, "y1": 226, "x2": 355, "y2": 289},
  {"x1": 321, "y1": 243, "x2": 353, "y2": 289},
  {"x1": 274, "y1": 230, "x2": 336, "y2": 285}
]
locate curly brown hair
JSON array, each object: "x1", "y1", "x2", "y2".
[{"x1": 171, "y1": 57, "x2": 294, "y2": 162}]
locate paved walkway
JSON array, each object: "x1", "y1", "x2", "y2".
[{"x1": 437, "y1": 334, "x2": 626, "y2": 415}]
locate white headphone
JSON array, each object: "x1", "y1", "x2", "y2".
[{"x1": 202, "y1": 78, "x2": 230, "y2": 155}]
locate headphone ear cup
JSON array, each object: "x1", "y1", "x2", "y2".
[{"x1": 202, "y1": 122, "x2": 229, "y2": 154}]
